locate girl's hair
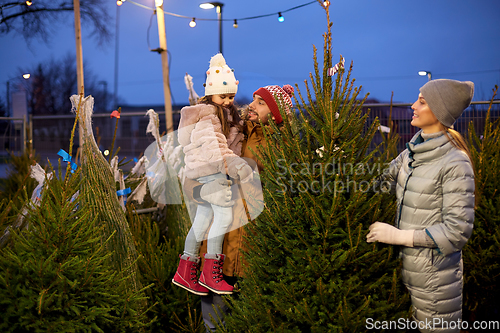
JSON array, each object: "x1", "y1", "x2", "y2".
[
  {"x1": 198, "y1": 95, "x2": 243, "y2": 137},
  {"x1": 440, "y1": 123, "x2": 479, "y2": 206}
]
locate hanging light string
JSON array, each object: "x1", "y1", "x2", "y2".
[{"x1": 120, "y1": 0, "x2": 319, "y2": 23}]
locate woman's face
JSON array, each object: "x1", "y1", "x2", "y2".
[
  {"x1": 248, "y1": 94, "x2": 274, "y2": 124},
  {"x1": 211, "y1": 94, "x2": 235, "y2": 108},
  {"x1": 411, "y1": 93, "x2": 441, "y2": 133}
]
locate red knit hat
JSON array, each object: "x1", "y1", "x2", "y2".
[{"x1": 253, "y1": 84, "x2": 294, "y2": 124}]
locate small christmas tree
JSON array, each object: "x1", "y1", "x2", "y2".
[
  {"x1": 463, "y1": 86, "x2": 500, "y2": 323},
  {"x1": 224, "y1": 3, "x2": 410, "y2": 332}
]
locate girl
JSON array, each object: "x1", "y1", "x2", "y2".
[
  {"x1": 366, "y1": 79, "x2": 475, "y2": 333},
  {"x1": 172, "y1": 53, "x2": 253, "y2": 295}
]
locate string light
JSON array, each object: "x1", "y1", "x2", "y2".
[
  {"x1": 189, "y1": 18, "x2": 196, "y2": 27},
  {"x1": 116, "y1": 0, "x2": 123, "y2": 6},
  {"x1": 25, "y1": 1, "x2": 32, "y2": 5},
  {"x1": 323, "y1": 1, "x2": 330, "y2": 7},
  {"x1": 120, "y1": 1, "x2": 317, "y2": 27}
]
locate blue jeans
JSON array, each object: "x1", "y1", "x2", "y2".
[{"x1": 184, "y1": 173, "x2": 233, "y2": 256}]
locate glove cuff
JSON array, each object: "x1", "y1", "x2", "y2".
[{"x1": 399, "y1": 229, "x2": 415, "y2": 247}]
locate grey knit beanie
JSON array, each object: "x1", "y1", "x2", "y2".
[{"x1": 419, "y1": 79, "x2": 474, "y2": 127}]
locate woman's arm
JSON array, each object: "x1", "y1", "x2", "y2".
[{"x1": 378, "y1": 149, "x2": 406, "y2": 193}]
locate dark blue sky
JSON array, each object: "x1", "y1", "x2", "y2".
[{"x1": 1, "y1": 0, "x2": 500, "y2": 109}]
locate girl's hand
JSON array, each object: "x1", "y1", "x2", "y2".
[
  {"x1": 200, "y1": 179, "x2": 234, "y2": 207},
  {"x1": 237, "y1": 164, "x2": 253, "y2": 183}
]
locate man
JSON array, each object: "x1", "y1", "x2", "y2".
[{"x1": 183, "y1": 84, "x2": 295, "y2": 332}]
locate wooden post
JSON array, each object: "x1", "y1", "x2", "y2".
[
  {"x1": 74, "y1": 0, "x2": 84, "y2": 158},
  {"x1": 156, "y1": 3, "x2": 174, "y2": 133}
]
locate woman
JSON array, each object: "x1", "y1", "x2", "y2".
[{"x1": 366, "y1": 79, "x2": 475, "y2": 333}]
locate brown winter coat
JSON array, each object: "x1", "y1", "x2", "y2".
[{"x1": 184, "y1": 120, "x2": 269, "y2": 276}]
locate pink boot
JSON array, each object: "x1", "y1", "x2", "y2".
[
  {"x1": 172, "y1": 255, "x2": 209, "y2": 296},
  {"x1": 199, "y1": 254, "x2": 234, "y2": 294}
]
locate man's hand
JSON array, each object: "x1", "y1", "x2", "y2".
[
  {"x1": 239, "y1": 177, "x2": 264, "y2": 220},
  {"x1": 200, "y1": 178, "x2": 234, "y2": 207},
  {"x1": 366, "y1": 222, "x2": 414, "y2": 247}
]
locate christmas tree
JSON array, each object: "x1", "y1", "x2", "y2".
[
  {"x1": 0, "y1": 164, "x2": 149, "y2": 332},
  {"x1": 127, "y1": 203, "x2": 205, "y2": 332},
  {"x1": 73, "y1": 94, "x2": 142, "y2": 296},
  {"x1": 463, "y1": 86, "x2": 500, "y2": 323},
  {"x1": 224, "y1": 3, "x2": 410, "y2": 332}
]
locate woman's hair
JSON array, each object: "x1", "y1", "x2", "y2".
[
  {"x1": 198, "y1": 95, "x2": 243, "y2": 137},
  {"x1": 440, "y1": 123, "x2": 478, "y2": 206}
]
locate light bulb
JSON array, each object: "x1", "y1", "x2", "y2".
[
  {"x1": 278, "y1": 12, "x2": 284, "y2": 23},
  {"x1": 23, "y1": 73, "x2": 30, "y2": 79},
  {"x1": 116, "y1": 0, "x2": 123, "y2": 6},
  {"x1": 189, "y1": 18, "x2": 196, "y2": 28},
  {"x1": 200, "y1": 3, "x2": 215, "y2": 9},
  {"x1": 233, "y1": 19, "x2": 238, "y2": 28},
  {"x1": 25, "y1": 1, "x2": 32, "y2": 6}
]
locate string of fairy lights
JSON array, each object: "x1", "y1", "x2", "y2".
[{"x1": 116, "y1": 0, "x2": 329, "y2": 28}]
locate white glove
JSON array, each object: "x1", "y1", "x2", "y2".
[
  {"x1": 366, "y1": 222, "x2": 414, "y2": 247},
  {"x1": 200, "y1": 178, "x2": 234, "y2": 207},
  {"x1": 237, "y1": 164, "x2": 253, "y2": 183}
]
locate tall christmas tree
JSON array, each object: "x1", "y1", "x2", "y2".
[
  {"x1": 224, "y1": 2, "x2": 410, "y2": 332},
  {"x1": 463, "y1": 86, "x2": 500, "y2": 323},
  {"x1": 73, "y1": 94, "x2": 142, "y2": 295}
]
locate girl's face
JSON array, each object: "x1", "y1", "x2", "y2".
[
  {"x1": 211, "y1": 94, "x2": 236, "y2": 108},
  {"x1": 411, "y1": 93, "x2": 441, "y2": 133},
  {"x1": 248, "y1": 94, "x2": 275, "y2": 124}
]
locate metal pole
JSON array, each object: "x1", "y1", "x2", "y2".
[
  {"x1": 156, "y1": 3, "x2": 174, "y2": 133},
  {"x1": 114, "y1": 3, "x2": 120, "y2": 110},
  {"x1": 22, "y1": 115, "x2": 26, "y2": 154},
  {"x1": 6, "y1": 81, "x2": 9, "y2": 117},
  {"x1": 217, "y1": 4, "x2": 223, "y2": 54},
  {"x1": 29, "y1": 114, "x2": 33, "y2": 152}
]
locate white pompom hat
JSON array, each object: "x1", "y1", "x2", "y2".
[{"x1": 203, "y1": 53, "x2": 239, "y2": 96}]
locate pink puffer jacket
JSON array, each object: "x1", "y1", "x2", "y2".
[{"x1": 178, "y1": 104, "x2": 246, "y2": 180}]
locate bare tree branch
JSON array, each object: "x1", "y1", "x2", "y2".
[{"x1": 0, "y1": 0, "x2": 112, "y2": 46}]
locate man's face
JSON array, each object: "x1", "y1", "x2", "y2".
[{"x1": 248, "y1": 94, "x2": 274, "y2": 124}]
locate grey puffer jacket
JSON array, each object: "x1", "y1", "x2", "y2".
[{"x1": 385, "y1": 130, "x2": 474, "y2": 333}]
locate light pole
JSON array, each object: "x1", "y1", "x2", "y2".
[
  {"x1": 200, "y1": 2, "x2": 224, "y2": 54},
  {"x1": 155, "y1": 0, "x2": 174, "y2": 133},
  {"x1": 418, "y1": 71, "x2": 432, "y2": 81},
  {"x1": 114, "y1": 0, "x2": 122, "y2": 110}
]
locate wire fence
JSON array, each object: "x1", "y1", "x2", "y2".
[
  {"x1": 1, "y1": 101, "x2": 499, "y2": 167},
  {"x1": 365, "y1": 101, "x2": 500, "y2": 153}
]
